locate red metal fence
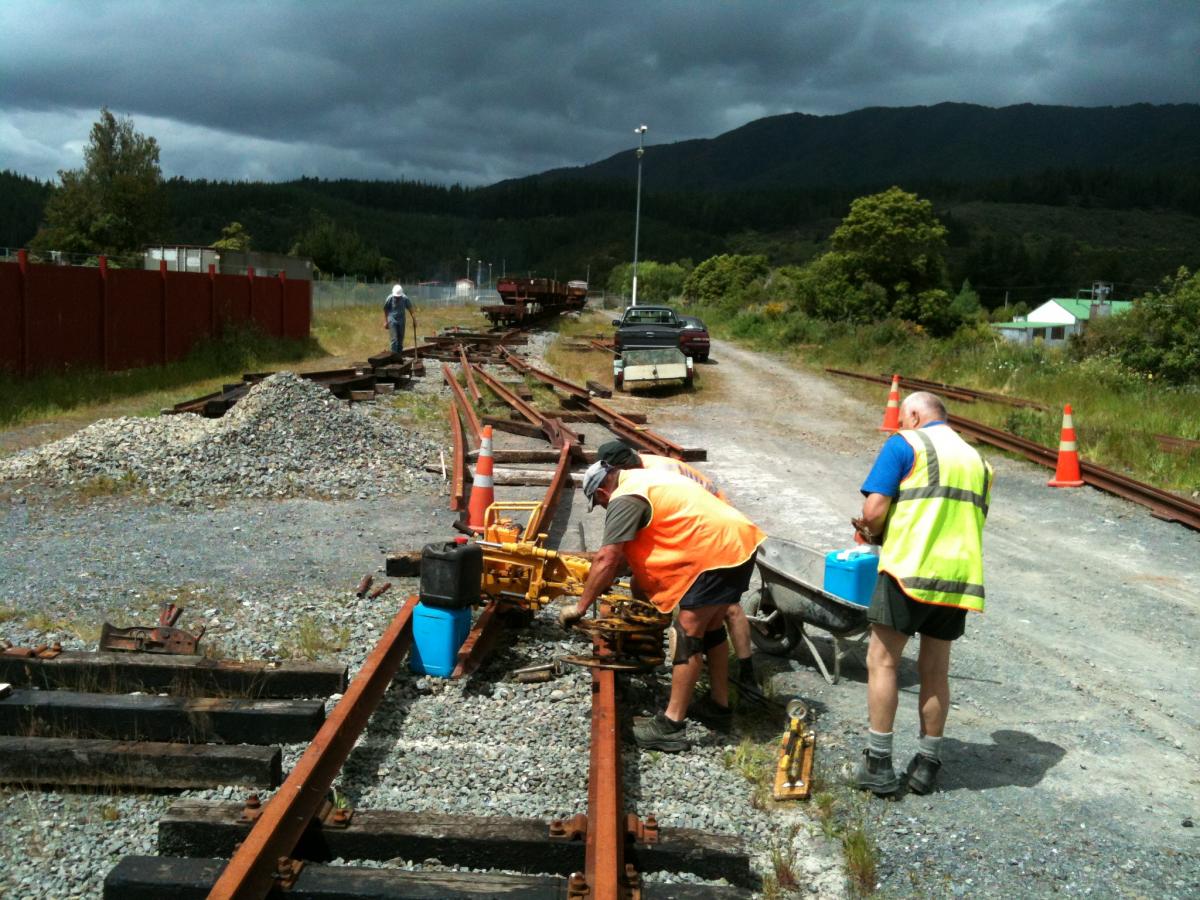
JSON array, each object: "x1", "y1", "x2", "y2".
[{"x1": 0, "y1": 251, "x2": 311, "y2": 376}]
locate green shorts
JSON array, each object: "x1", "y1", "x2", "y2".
[{"x1": 868, "y1": 573, "x2": 967, "y2": 641}]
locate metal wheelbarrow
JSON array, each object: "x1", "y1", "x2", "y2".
[{"x1": 742, "y1": 536, "x2": 871, "y2": 685}]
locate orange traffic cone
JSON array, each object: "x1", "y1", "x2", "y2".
[
  {"x1": 468, "y1": 425, "x2": 496, "y2": 528},
  {"x1": 878, "y1": 374, "x2": 902, "y2": 432},
  {"x1": 1048, "y1": 404, "x2": 1085, "y2": 488}
]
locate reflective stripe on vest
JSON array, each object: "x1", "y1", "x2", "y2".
[
  {"x1": 878, "y1": 424, "x2": 992, "y2": 612},
  {"x1": 610, "y1": 468, "x2": 765, "y2": 613},
  {"x1": 641, "y1": 453, "x2": 727, "y2": 502}
]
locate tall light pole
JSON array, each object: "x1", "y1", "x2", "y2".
[
  {"x1": 487, "y1": 262, "x2": 493, "y2": 289},
  {"x1": 631, "y1": 124, "x2": 648, "y2": 306},
  {"x1": 466, "y1": 257, "x2": 471, "y2": 281}
]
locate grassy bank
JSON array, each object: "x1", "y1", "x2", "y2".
[
  {"x1": 693, "y1": 304, "x2": 1200, "y2": 493},
  {"x1": 0, "y1": 303, "x2": 484, "y2": 438}
]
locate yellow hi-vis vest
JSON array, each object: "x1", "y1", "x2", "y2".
[
  {"x1": 610, "y1": 468, "x2": 765, "y2": 613},
  {"x1": 878, "y1": 424, "x2": 993, "y2": 612}
]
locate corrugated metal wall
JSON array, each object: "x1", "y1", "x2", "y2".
[{"x1": 0, "y1": 259, "x2": 311, "y2": 376}]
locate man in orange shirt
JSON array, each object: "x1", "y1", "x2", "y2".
[
  {"x1": 560, "y1": 460, "x2": 766, "y2": 751},
  {"x1": 594, "y1": 440, "x2": 760, "y2": 687}
]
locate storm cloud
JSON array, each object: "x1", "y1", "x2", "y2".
[{"x1": 2, "y1": 0, "x2": 1197, "y2": 186}]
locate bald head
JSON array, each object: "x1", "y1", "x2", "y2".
[{"x1": 900, "y1": 391, "x2": 947, "y2": 427}]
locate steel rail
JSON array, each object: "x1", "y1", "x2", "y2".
[
  {"x1": 458, "y1": 345, "x2": 483, "y2": 404},
  {"x1": 207, "y1": 597, "x2": 418, "y2": 900},
  {"x1": 583, "y1": 665, "x2": 624, "y2": 900},
  {"x1": 451, "y1": 599, "x2": 503, "y2": 679},
  {"x1": 825, "y1": 367, "x2": 1048, "y2": 410},
  {"x1": 946, "y1": 414, "x2": 1200, "y2": 531},
  {"x1": 587, "y1": 397, "x2": 686, "y2": 460},
  {"x1": 442, "y1": 363, "x2": 482, "y2": 449},
  {"x1": 472, "y1": 364, "x2": 583, "y2": 451},
  {"x1": 526, "y1": 441, "x2": 575, "y2": 539},
  {"x1": 501, "y1": 347, "x2": 592, "y2": 401},
  {"x1": 448, "y1": 403, "x2": 467, "y2": 512}
]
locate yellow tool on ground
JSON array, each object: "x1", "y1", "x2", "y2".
[{"x1": 773, "y1": 698, "x2": 816, "y2": 801}]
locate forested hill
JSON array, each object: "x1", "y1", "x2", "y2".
[{"x1": 530, "y1": 102, "x2": 1200, "y2": 191}]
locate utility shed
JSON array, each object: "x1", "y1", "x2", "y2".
[{"x1": 994, "y1": 297, "x2": 1133, "y2": 346}]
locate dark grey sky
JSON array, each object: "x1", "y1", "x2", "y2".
[{"x1": 2, "y1": 0, "x2": 1197, "y2": 187}]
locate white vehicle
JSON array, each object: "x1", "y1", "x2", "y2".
[{"x1": 613, "y1": 346, "x2": 694, "y2": 391}]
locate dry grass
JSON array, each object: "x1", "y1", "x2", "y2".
[
  {"x1": 287, "y1": 615, "x2": 351, "y2": 660},
  {"x1": 0, "y1": 604, "x2": 20, "y2": 624},
  {"x1": 73, "y1": 472, "x2": 141, "y2": 500},
  {"x1": 842, "y1": 823, "x2": 878, "y2": 895},
  {"x1": 723, "y1": 736, "x2": 778, "y2": 809}
]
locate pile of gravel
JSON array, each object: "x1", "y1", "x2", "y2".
[{"x1": 0, "y1": 372, "x2": 440, "y2": 503}]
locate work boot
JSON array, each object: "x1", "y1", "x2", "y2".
[
  {"x1": 905, "y1": 753, "x2": 942, "y2": 795},
  {"x1": 633, "y1": 712, "x2": 689, "y2": 752},
  {"x1": 855, "y1": 750, "x2": 900, "y2": 796},
  {"x1": 687, "y1": 694, "x2": 733, "y2": 731}
]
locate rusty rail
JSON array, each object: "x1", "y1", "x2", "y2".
[
  {"x1": 824, "y1": 367, "x2": 1047, "y2": 411},
  {"x1": 526, "y1": 441, "x2": 575, "y2": 539},
  {"x1": 501, "y1": 347, "x2": 591, "y2": 401},
  {"x1": 207, "y1": 597, "x2": 418, "y2": 899},
  {"x1": 443, "y1": 363, "x2": 482, "y2": 449},
  {"x1": 581, "y1": 666, "x2": 625, "y2": 900},
  {"x1": 459, "y1": 345, "x2": 483, "y2": 404},
  {"x1": 472, "y1": 364, "x2": 583, "y2": 451},
  {"x1": 448, "y1": 403, "x2": 467, "y2": 512},
  {"x1": 945, "y1": 414, "x2": 1200, "y2": 531},
  {"x1": 588, "y1": 397, "x2": 686, "y2": 460}
]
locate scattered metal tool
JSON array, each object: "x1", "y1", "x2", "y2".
[
  {"x1": 99, "y1": 603, "x2": 205, "y2": 655},
  {"x1": 511, "y1": 659, "x2": 566, "y2": 683},
  {"x1": 355, "y1": 575, "x2": 374, "y2": 598},
  {"x1": 1, "y1": 640, "x2": 63, "y2": 659},
  {"x1": 772, "y1": 698, "x2": 816, "y2": 801},
  {"x1": 367, "y1": 582, "x2": 392, "y2": 600}
]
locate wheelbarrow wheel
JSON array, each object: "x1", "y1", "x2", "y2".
[{"x1": 741, "y1": 587, "x2": 801, "y2": 657}]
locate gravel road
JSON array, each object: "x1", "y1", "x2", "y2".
[
  {"x1": 648, "y1": 340, "x2": 1199, "y2": 898},
  {"x1": 1, "y1": 332, "x2": 1195, "y2": 898}
]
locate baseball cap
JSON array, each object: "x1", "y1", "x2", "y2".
[
  {"x1": 596, "y1": 440, "x2": 640, "y2": 468},
  {"x1": 582, "y1": 460, "x2": 612, "y2": 510}
]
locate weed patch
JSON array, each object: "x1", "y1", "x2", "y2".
[
  {"x1": 842, "y1": 823, "x2": 878, "y2": 894},
  {"x1": 286, "y1": 615, "x2": 351, "y2": 660},
  {"x1": 73, "y1": 472, "x2": 142, "y2": 500}
]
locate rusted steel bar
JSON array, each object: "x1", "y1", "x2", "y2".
[
  {"x1": 587, "y1": 397, "x2": 686, "y2": 459},
  {"x1": 500, "y1": 347, "x2": 591, "y2": 401},
  {"x1": 443, "y1": 363, "x2": 482, "y2": 449},
  {"x1": 472, "y1": 364, "x2": 544, "y2": 427},
  {"x1": 473, "y1": 364, "x2": 583, "y2": 451},
  {"x1": 459, "y1": 345, "x2": 483, "y2": 404},
  {"x1": 583, "y1": 666, "x2": 624, "y2": 900},
  {"x1": 525, "y1": 442, "x2": 574, "y2": 539},
  {"x1": 451, "y1": 599, "x2": 503, "y2": 680},
  {"x1": 1156, "y1": 433, "x2": 1200, "y2": 455},
  {"x1": 946, "y1": 413, "x2": 1200, "y2": 531},
  {"x1": 824, "y1": 367, "x2": 1048, "y2": 411},
  {"x1": 206, "y1": 596, "x2": 418, "y2": 900},
  {"x1": 448, "y1": 403, "x2": 467, "y2": 512}
]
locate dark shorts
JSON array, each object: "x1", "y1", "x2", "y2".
[
  {"x1": 679, "y1": 552, "x2": 757, "y2": 610},
  {"x1": 868, "y1": 572, "x2": 967, "y2": 641}
]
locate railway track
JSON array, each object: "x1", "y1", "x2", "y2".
[
  {"x1": 825, "y1": 368, "x2": 1200, "y2": 531},
  {"x1": 100, "y1": 321, "x2": 751, "y2": 898}
]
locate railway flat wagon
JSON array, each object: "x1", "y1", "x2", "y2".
[{"x1": 483, "y1": 277, "x2": 587, "y2": 326}]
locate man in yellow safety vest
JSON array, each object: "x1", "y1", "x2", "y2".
[
  {"x1": 852, "y1": 391, "x2": 992, "y2": 796},
  {"x1": 560, "y1": 461, "x2": 766, "y2": 752}
]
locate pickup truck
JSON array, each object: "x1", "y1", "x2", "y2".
[
  {"x1": 611, "y1": 306, "x2": 710, "y2": 361},
  {"x1": 610, "y1": 306, "x2": 699, "y2": 391}
]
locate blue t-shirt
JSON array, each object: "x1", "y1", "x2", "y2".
[
  {"x1": 860, "y1": 421, "x2": 946, "y2": 497},
  {"x1": 384, "y1": 293, "x2": 412, "y2": 323}
]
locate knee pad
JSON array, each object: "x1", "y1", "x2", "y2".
[
  {"x1": 702, "y1": 625, "x2": 728, "y2": 652},
  {"x1": 669, "y1": 619, "x2": 705, "y2": 665}
]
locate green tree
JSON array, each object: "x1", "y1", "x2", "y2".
[
  {"x1": 949, "y1": 278, "x2": 983, "y2": 322},
  {"x1": 290, "y1": 212, "x2": 386, "y2": 279},
  {"x1": 681, "y1": 254, "x2": 769, "y2": 307},
  {"x1": 606, "y1": 260, "x2": 688, "y2": 304},
  {"x1": 1075, "y1": 268, "x2": 1200, "y2": 384},
  {"x1": 31, "y1": 108, "x2": 164, "y2": 255},
  {"x1": 212, "y1": 221, "x2": 252, "y2": 251}
]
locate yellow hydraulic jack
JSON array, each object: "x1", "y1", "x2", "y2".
[
  {"x1": 476, "y1": 501, "x2": 668, "y2": 670},
  {"x1": 773, "y1": 698, "x2": 817, "y2": 801}
]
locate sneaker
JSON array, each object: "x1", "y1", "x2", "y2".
[
  {"x1": 905, "y1": 753, "x2": 941, "y2": 795},
  {"x1": 688, "y1": 694, "x2": 734, "y2": 731},
  {"x1": 854, "y1": 749, "x2": 900, "y2": 796},
  {"x1": 633, "y1": 712, "x2": 689, "y2": 752}
]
